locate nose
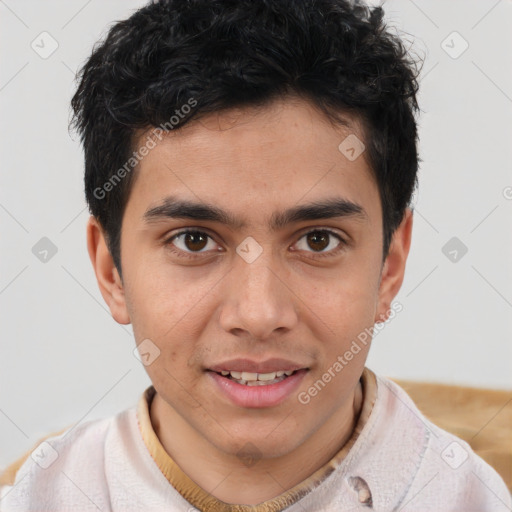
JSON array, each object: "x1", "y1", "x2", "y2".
[{"x1": 217, "y1": 247, "x2": 299, "y2": 340}]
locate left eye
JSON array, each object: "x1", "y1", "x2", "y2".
[{"x1": 294, "y1": 229, "x2": 344, "y2": 254}]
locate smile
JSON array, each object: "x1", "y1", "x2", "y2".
[{"x1": 207, "y1": 369, "x2": 308, "y2": 408}]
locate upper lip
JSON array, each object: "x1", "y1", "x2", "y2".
[{"x1": 208, "y1": 358, "x2": 309, "y2": 374}]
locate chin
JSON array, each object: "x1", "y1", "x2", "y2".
[{"x1": 213, "y1": 425, "x2": 303, "y2": 461}]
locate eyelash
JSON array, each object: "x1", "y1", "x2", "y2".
[{"x1": 163, "y1": 228, "x2": 347, "y2": 260}]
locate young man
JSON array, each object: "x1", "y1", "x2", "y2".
[{"x1": 1, "y1": 0, "x2": 510, "y2": 510}]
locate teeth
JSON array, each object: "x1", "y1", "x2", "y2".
[
  {"x1": 241, "y1": 372, "x2": 258, "y2": 381},
  {"x1": 247, "y1": 380, "x2": 276, "y2": 386},
  {"x1": 258, "y1": 372, "x2": 277, "y2": 381},
  {"x1": 218, "y1": 369, "x2": 297, "y2": 383}
]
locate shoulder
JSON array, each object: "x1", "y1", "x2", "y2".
[
  {"x1": 374, "y1": 374, "x2": 512, "y2": 511},
  {"x1": 0, "y1": 406, "x2": 137, "y2": 511},
  {"x1": 0, "y1": 425, "x2": 71, "y2": 487}
]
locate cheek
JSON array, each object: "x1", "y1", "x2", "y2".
[
  {"x1": 124, "y1": 259, "x2": 213, "y2": 339},
  {"x1": 309, "y1": 263, "x2": 379, "y2": 321},
  {"x1": 303, "y1": 262, "x2": 380, "y2": 364}
]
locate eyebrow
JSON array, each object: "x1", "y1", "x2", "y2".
[{"x1": 143, "y1": 195, "x2": 368, "y2": 231}]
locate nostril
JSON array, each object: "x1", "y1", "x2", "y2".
[{"x1": 348, "y1": 476, "x2": 373, "y2": 508}]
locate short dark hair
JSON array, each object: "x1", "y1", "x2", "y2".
[{"x1": 71, "y1": 0, "x2": 420, "y2": 277}]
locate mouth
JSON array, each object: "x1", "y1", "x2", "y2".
[{"x1": 206, "y1": 368, "x2": 309, "y2": 408}]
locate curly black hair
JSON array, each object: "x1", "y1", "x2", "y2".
[{"x1": 71, "y1": 0, "x2": 420, "y2": 276}]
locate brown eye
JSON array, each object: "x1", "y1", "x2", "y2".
[
  {"x1": 294, "y1": 229, "x2": 345, "y2": 257},
  {"x1": 182, "y1": 232, "x2": 208, "y2": 251},
  {"x1": 166, "y1": 230, "x2": 217, "y2": 255},
  {"x1": 306, "y1": 231, "x2": 330, "y2": 252}
]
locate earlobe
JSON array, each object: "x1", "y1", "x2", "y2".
[
  {"x1": 86, "y1": 216, "x2": 131, "y2": 325},
  {"x1": 374, "y1": 208, "x2": 413, "y2": 323}
]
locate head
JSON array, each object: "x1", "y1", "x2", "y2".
[{"x1": 74, "y1": 0, "x2": 419, "y2": 460}]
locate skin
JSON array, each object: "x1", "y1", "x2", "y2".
[{"x1": 87, "y1": 95, "x2": 413, "y2": 505}]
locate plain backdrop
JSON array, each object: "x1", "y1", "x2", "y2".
[{"x1": 1, "y1": 0, "x2": 511, "y2": 470}]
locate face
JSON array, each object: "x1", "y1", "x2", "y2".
[{"x1": 90, "y1": 96, "x2": 410, "y2": 460}]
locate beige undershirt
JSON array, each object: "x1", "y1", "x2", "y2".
[{"x1": 136, "y1": 367, "x2": 378, "y2": 512}]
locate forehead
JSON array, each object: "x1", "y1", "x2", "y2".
[{"x1": 126, "y1": 96, "x2": 379, "y2": 228}]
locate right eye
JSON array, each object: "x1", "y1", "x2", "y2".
[{"x1": 164, "y1": 229, "x2": 222, "y2": 259}]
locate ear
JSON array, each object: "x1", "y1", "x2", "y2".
[
  {"x1": 86, "y1": 216, "x2": 131, "y2": 325},
  {"x1": 374, "y1": 208, "x2": 413, "y2": 323}
]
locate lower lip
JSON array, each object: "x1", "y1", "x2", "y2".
[{"x1": 208, "y1": 370, "x2": 308, "y2": 408}]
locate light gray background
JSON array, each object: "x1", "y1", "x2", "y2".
[{"x1": 1, "y1": 0, "x2": 511, "y2": 470}]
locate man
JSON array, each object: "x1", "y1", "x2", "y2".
[{"x1": 1, "y1": 0, "x2": 510, "y2": 510}]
